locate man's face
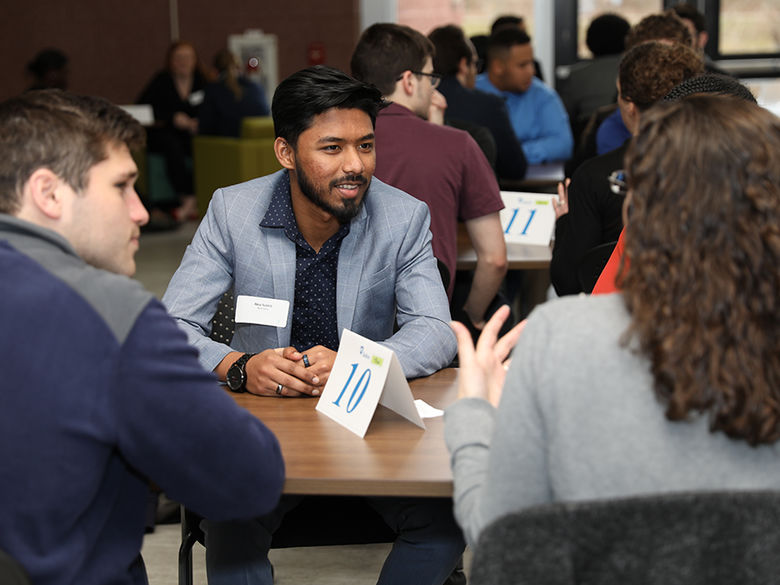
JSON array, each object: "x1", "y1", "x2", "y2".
[
  {"x1": 290, "y1": 108, "x2": 375, "y2": 224},
  {"x1": 496, "y1": 43, "x2": 535, "y2": 93},
  {"x1": 63, "y1": 142, "x2": 149, "y2": 276}
]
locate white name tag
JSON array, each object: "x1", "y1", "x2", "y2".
[
  {"x1": 234, "y1": 295, "x2": 289, "y2": 328},
  {"x1": 316, "y1": 330, "x2": 425, "y2": 438}
]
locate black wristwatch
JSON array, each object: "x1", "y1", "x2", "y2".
[{"x1": 226, "y1": 353, "x2": 256, "y2": 393}]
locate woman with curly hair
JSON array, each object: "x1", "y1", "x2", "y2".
[{"x1": 445, "y1": 94, "x2": 780, "y2": 549}]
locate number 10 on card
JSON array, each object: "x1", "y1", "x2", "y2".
[
  {"x1": 316, "y1": 330, "x2": 424, "y2": 438},
  {"x1": 331, "y1": 363, "x2": 372, "y2": 413}
]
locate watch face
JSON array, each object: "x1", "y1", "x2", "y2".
[{"x1": 226, "y1": 363, "x2": 246, "y2": 391}]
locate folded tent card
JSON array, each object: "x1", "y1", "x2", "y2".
[
  {"x1": 316, "y1": 329, "x2": 426, "y2": 438},
  {"x1": 499, "y1": 191, "x2": 557, "y2": 246}
]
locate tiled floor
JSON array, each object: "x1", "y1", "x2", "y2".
[{"x1": 134, "y1": 222, "x2": 472, "y2": 584}]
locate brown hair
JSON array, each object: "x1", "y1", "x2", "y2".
[
  {"x1": 619, "y1": 41, "x2": 704, "y2": 110},
  {"x1": 351, "y1": 23, "x2": 434, "y2": 96},
  {"x1": 620, "y1": 95, "x2": 780, "y2": 445},
  {"x1": 0, "y1": 89, "x2": 145, "y2": 214},
  {"x1": 625, "y1": 11, "x2": 693, "y2": 49}
]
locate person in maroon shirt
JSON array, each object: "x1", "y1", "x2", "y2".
[{"x1": 351, "y1": 23, "x2": 507, "y2": 331}]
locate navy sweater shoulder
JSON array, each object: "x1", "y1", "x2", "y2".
[{"x1": 0, "y1": 225, "x2": 284, "y2": 585}]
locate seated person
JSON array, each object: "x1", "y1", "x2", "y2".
[
  {"x1": 445, "y1": 94, "x2": 780, "y2": 548},
  {"x1": 592, "y1": 73, "x2": 759, "y2": 295},
  {"x1": 350, "y1": 23, "x2": 507, "y2": 330},
  {"x1": 557, "y1": 13, "x2": 630, "y2": 142},
  {"x1": 199, "y1": 48, "x2": 270, "y2": 137},
  {"x1": 0, "y1": 89, "x2": 284, "y2": 584},
  {"x1": 137, "y1": 41, "x2": 207, "y2": 219},
  {"x1": 476, "y1": 28, "x2": 573, "y2": 164},
  {"x1": 429, "y1": 24, "x2": 528, "y2": 181},
  {"x1": 550, "y1": 41, "x2": 703, "y2": 296},
  {"x1": 595, "y1": 11, "x2": 693, "y2": 155},
  {"x1": 162, "y1": 65, "x2": 463, "y2": 585}
]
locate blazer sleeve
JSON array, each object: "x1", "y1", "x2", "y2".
[
  {"x1": 162, "y1": 187, "x2": 239, "y2": 371},
  {"x1": 380, "y1": 202, "x2": 457, "y2": 378}
]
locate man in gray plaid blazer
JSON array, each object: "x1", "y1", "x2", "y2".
[{"x1": 163, "y1": 66, "x2": 464, "y2": 585}]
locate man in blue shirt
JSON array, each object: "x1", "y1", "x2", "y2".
[{"x1": 476, "y1": 28, "x2": 573, "y2": 164}]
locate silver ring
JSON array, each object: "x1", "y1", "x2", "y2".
[
  {"x1": 302, "y1": 354, "x2": 310, "y2": 368},
  {"x1": 275, "y1": 383, "x2": 283, "y2": 395}
]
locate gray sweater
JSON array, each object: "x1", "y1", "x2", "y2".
[{"x1": 445, "y1": 293, "x2": 780, "y2": 548}]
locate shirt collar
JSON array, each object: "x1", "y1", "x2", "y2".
[{"x1": 260, "y1": 170, "x2": 351, "y2": 249}]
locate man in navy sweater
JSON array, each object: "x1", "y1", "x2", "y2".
[{"x1": 0, "y1": 89, "x2": 285, "y2": 585}]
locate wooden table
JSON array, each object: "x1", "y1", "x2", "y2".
[
  {"x1": 230, "y1": 368, "x2": 458, "y2": 497},
  {"x1": 456, "y1": 223, "x2": 551, "y2": 271}
]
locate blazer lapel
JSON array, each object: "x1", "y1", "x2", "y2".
[
  {"x1": 263, "y1": 226, "x2": 296, "y2": 347},
  {"x1": 337, "y1": 206, "x2": 368, "y2": 333}
]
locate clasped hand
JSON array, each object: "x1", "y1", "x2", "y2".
[{"x1": 244, "y1": 345, "x2": 336, "y2": 398}]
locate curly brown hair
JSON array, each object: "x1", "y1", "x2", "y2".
[
  {"x1": 625, "y1": 11, "x2": 693, "y2": 49},
  {"x1": 620, "y1": 95, "x2": 780, "y2": 445},
  {"x1": 619, "y1": 41, "x2": 704, "y2": 110}
]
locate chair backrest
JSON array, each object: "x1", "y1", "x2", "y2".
[
  {"x1": 577, "y1": 240, "x2": 618, "y2": 294},
  {"x1": 0, "y1": 549, "x2": 32, "y2": 585},
  {"x1": 469, "y1": 490, "x2": 780, "y2": 585}
]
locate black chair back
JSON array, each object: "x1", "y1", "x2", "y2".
[{"x1": 470, "y1": 490, "x2": 780, "y2": 585}]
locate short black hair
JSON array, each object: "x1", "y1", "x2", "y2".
[
  {"x1": 271, "y1": 65, "x2": 384, "y2": 148},
  {"x1": 491, "y1": 15, "x2": 523, "y2": 35},
  {"x1": 586, "y1": 13, "x2": 631, "y2": 57},
  {"x1": 486, "y1": 28, "x2": 531, "y2": 67},
  {"x1": 429, "y1": 25, "x2": 472, "y2": 77}
]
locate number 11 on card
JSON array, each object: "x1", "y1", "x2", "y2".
[{"x1": 504, "y1": 208, "x2": 536, "y2": 236}]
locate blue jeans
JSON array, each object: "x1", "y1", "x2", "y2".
[{"x1": 203, "y1": 496, "x2": 465, "y2": 585}]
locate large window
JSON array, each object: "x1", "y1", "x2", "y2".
[
  {"x1": 718, "y1": 0, "x2": 780, "y2": 56},
  {"x1": 577, "y1": 0, "x2": 661, "y2": 58},
  {"x1": 461, "y1": 0, "x2": 536, "y2": 37}
]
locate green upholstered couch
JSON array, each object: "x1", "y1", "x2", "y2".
[{"x1": 193, "y1": 117, "x2": 281, "y2": 217}]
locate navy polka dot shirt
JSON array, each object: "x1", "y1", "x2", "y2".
[{"x1": 260, "y1": 180, "x2": 350, "y2": 352}]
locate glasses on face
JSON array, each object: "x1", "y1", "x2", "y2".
[
  {"x1": 608, "y1": 170, "x2": 628, "y2": 196},
  {"x1": 410, "y1": 70, "x2": 442, "y2": 89}
]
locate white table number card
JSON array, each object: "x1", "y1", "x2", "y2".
[
  {"x1": 316, "y1": 330, "x2": 425, "y2": 438},
  {"x1": 499, "y1": 191, "x2": 556, "y2": 246}
]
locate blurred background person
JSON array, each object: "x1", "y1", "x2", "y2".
[
  {"x1": 557, "y1": 13, "x2": 631, "y2": 145},
  {"x1": 594, "y1": 11, "x2": 693, "y2": 156},
  {"x1": 138, "y1": 40, "x2": 207, "y2": 221},
  {"x1": 199, "y1": 48, "x2": 270, "y2": 138},
  {"x1": 26, "y1": 48, "x2": 69, "y2": 91},
  {"x1": 429, "y1": 24, "x2": 527, "y2": 181}
]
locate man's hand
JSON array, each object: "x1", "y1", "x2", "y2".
[
  {"x1": 428, "y1": 90, "x2": 448, "y2": 126},
  {"x1": 451, "y1": 305, "x2": 526, "y2": 407},
  {"x1": 283, "y1": 345, "x2": 337, "y2": 388},
  {"x1": 244, "y1": 348, "x2": 322, "y2": 397}
]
